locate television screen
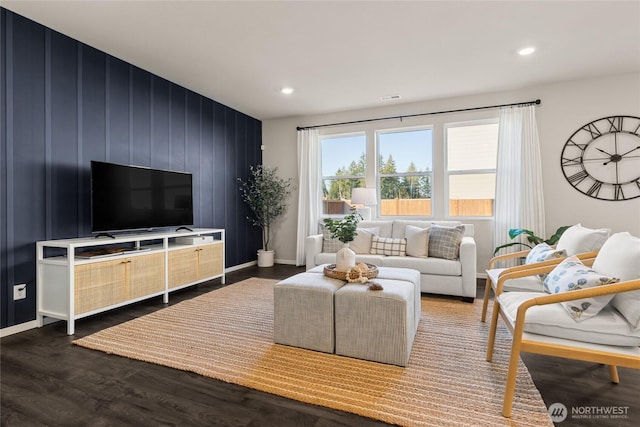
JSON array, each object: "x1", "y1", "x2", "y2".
[{"x1": 91, "y1": 161, "x2": 194, "y2": 233}]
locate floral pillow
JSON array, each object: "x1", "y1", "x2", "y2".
[
  {"x1": 543, "y1": 256, "x2": 619, "y2": 322},
  {"x1": 525, "y1": 243, "x2": 567, "y2": 265}
]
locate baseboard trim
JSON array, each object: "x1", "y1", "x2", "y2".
[{"x1": 1, "y1": 320, "x2": 38, "y2": 338}]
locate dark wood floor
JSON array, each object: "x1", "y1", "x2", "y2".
[{"x1": 2, "y1": 264, "x2": 638, "y2": 427}]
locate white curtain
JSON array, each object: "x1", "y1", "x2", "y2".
[
  {"x1": 295, "y1": 128, "x2": 321, "y2": 266},
  {"x1": 494, "y1": 105, "x2": 545, "y2": 258}
]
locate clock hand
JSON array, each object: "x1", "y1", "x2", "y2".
[
  {"x1": 595, "y1": 147, "x2": 613, "y2": 156},
  {"x1": 603, "y1": 146, "x2": 640, "y2": 165},
  {"x1": 618, "y1": 145, "x2": 640, "y2": 158}
]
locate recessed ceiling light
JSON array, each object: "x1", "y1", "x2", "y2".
[
  {"x1": 518, "y1": 47, "x2": 536, "y2": 56},
  {"x1": 281, "y1": 87, "x2": 294, "y2": 95}
]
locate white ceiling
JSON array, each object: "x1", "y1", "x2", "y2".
[{"x1": 3, "y1": 1, "x2": 640, "y2": 120}]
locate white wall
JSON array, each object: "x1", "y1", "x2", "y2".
[{"x1": 263, "y1": 72, "x2": 640, "y2": 274}]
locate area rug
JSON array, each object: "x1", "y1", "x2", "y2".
[{"x1": 74, "y1": 278, "x2": 552, "y2": 426}]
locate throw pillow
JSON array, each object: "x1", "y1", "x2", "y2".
[
  {"x1": 556, "y1": 224, "x2": 610, "y2": 255},
  {"x1": 405, "y1": 225, "x2": 429, "y2": 258},
  {"x1": 525, "y1": 243, "x2": 567, "y2": 265},
  {"x1": 370, "y1": 236, "x2": 406, "y2": 256},
  {"x1": 428, "y1": 225, "x2": 464, "y2": 260},
  {"x1": 321, "y1": 225, "x2": 342, "y2": 253},
  {"x1": 543, "y1": 255, "x2": 620, "y2": 322},
  {"x1": 591, "y1": 232, "x2": 640, "y2": 330},
  {"x1": 350, "y1": 227, "x2": 380, "y2": 254}
]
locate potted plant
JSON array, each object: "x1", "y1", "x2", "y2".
[
  {"x1": 238, "y1": 165, "x2": 293, "y2": 267},
  {"x1": 493, "y1": 226, "x2": 570, "y2": 256},
  {"x1": 323, "y1": 210, "x2": 362, "y2": 272}
]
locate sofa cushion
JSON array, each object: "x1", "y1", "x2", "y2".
[
  {"x1": 487, "y1": 268, "x2": 543, "y2": 292},
  {"x1": 556, "y1": 224, "x2": 610, "y2": 255},
  {"x1": 405, "y1": 225, "x2": 430, "y2": 258},
  {"x1": 350, "y1": 227, "x2": 379, "y2": 254},
  {"x1": 370, "y1": 236, "x2": 406, "y2": 256},
  {"x1": 591, "y1": 232, "x2": 640, "y2": 330},
  {"x1": 543, "y1": 256, "x2": 619, "y2": 322},
  {"x1": 498, "y1": 291, "x2": 640, "y2": 346},
  {"x1": 383, "y1": 256, "x2": 461, "y2": 276},
  {"x1": 428, "y1": 225, "x2": 464, "y2": 260},
  {"x1": 315, "y1": 252, "x2": 387, "y2": 267}
]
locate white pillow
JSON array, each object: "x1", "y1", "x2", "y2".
[
  {"x1": 592, "y1": 232, "x2": 640, "y2": 330},
  {"x1": 556, "y1": 224, "x2": 610, "y2": 255},
  {"x1": 405, "y1": 225, "x2": 430, "y2": 258},
  {"x1": 543, "y1": 256, "x2": 619, "y2": 322},
  {"x1": 350, "y1": 227, "x2": 379, "y2": 254}
]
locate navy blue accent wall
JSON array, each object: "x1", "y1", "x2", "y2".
[{"x1": 0, "y1": 9, "x2": 262, "y2": 329}]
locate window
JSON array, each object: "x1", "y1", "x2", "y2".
[
  {"x1": 445, "y1": 121, "x2": 499, "y2": 217},
  {"x1": 321, "y1": 133, "x2": 366, "y2": 215},
  {"x1": 377, "y1": 128, "x2": 433, "y2": 216}
]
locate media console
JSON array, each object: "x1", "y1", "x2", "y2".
[{"x1": 36, "y1": 228, "x2": 225, "y2": 335}]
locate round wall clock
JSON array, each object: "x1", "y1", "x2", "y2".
[{"x1": 561, "y1": 115, "x2": 640, "y2": 201}]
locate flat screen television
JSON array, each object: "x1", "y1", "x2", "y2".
[{"x1": 91, "y1": 161, "x2": 194, "y2": 233}]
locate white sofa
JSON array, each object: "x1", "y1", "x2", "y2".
[{"x1": 306, "y1": 219, "x2": 477, "y2": 302}]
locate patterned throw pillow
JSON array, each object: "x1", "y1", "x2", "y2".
[
  {"x1": 525, "y1": 243, "x2": 567, "y2": 265},
  {"x1": 428, "y1": 225, "x2": 464, "y2": 260},
  {"x1": 321, "y1": 225, "x2": 343, "y2": 253},
  {"x1": 543, "y1": 255, "x2": 619, "y2": 322},
  {"x1": 370, "y1": 236, "x2": 406, "y2": 256}
]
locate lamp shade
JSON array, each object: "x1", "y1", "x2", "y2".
[{"x1": 351, "y1": 188, "x2": 378, "y2": 205}]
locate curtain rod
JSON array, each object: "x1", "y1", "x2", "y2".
[{"x1": 296, "y1": 99, "x2": 541, "y2": 131}]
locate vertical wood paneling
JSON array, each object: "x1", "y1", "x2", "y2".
[
  {"x1": 10, "y1": 12, "x2": 46, "y2": 325},
  {"x1": 0, "y1": 8, "x2": 262, "y2": 329},
  {"x1": 49, "y1": 31, "x2": 79, "y2": 239}
]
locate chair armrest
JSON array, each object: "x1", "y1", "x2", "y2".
[
  {"x1": 493, "y1": 254, "x2": 597, "y2": 297},
  {"x1": 488, "y1": 249, "x2": 531, "y2": 269},
  {"x1": 495, "y1": 250, "x2": 599, "y2": 279},
  {"x1": 305, "y1": 234, "x2": 324, "y2": 270}
]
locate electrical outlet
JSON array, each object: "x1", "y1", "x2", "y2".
[{"x1": 13, "y1": 284, "x2": 27, "y2": 301}]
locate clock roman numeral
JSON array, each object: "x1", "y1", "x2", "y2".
[
  {"x1": 614, "y1": 184, "x2": 625, "y2": 200},
  {"x1": 586, "y1": 180, "x2": 603, "y2": 197},
  {"x1": 607, "y1": 116, "x2": 623, "y2": 132},
  {"x1": 581, "y1": 123, "x2": 602, "y2": 139},
  {"x1": 567, "y1": 170, "x2": 589, "y2": 185},
  {"x1": 566, "y1": 139, "x2": 587, "y2": 151},
  {"x1": 636, "y1": 179, "x2": 640, "y2": 191},
  {"x1": 561, "y1": 156, "x2": 583, "y2": 166}
]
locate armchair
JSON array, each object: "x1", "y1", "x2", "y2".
[
  {"x1": 481, "y1": 224, "x2": 609, "y2": 322},
  {"x1": 486, "y1": 232, "x2": 640, "y2": 418}
]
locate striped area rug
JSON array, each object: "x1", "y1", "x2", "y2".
[{"x1": 74, "y1": 277, "x2": 552, "y2": 426}]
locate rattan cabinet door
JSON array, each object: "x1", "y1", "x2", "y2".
[
  {"x1": 128, "y1": 252, "x2": 165, "y2": 299},
  {"x1": 168, "y1": 247, "x2": 199, "y2": 289},
  {"x1": 198, "y1": 243, "x2": 223, "y2": 279},
  {"x1": 74, "y1": 259, "x2": 127, "y2": 315}
]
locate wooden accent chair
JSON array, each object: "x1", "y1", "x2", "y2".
[
  {"x1": 481, "y1": 224, "x2": 610, "y2": 322},
  {"x1": 486, "y1": 232, "x2": 640, "y2": 417}
]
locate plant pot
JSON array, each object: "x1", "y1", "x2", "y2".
[
  {"x1": 257, "y1": 249, "x2": 275, "y2": 267},
  {"x1": 335, "y1": 243, "x2": 356, "y2": 272}
]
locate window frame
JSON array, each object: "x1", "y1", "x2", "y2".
[
  {"x1": 444, "y1": 118, "x2": 499, "y2": 219},
  {"x1": 319, "y1": 131, "x2": 367, "y2": 218},
  {"x1": 375, "y1": 125, "x2": 435, "y2": 218}
]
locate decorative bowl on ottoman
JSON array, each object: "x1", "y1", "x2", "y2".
[{"x1": 323, "y1": 263, "x2": 378, "y2": 281}]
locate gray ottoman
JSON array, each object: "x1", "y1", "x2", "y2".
[
  {"x1": 334, "y1": 278, "x2": 417, "y2": 366},
  {"x1": 273, "y1": 272, "x2": 345, "y2": 353},
  {"x1": 308, "y1": 265, "x2": 422, "y2": 328}
]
